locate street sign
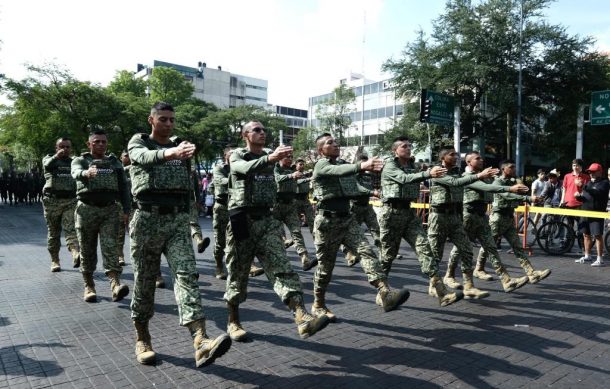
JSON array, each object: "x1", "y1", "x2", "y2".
[
  {"x1": 420, "y1": 89, "x2": 455, "y2": 127},
  {"x1": 591, "y1": 90, "x2": 610, "y2": 125}
]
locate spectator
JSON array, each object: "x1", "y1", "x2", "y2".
[
  {"x1": 531, "y1": 169, "x2": 546, "y2": 224},
  {"x1": 575, "y1": 163, "x2": 609, "y2": 266}
]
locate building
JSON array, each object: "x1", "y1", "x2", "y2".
[
  {"x1": 135, "y1": 60, "x2": 268, "y2": 109},
  {"x1": 308, "y1": 72, "x2": 404, "y2": 149},
  {"x1": 268, "y1": 105, "x2": 308, "y2": 144}
]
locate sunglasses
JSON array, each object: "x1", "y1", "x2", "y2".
[{"x1": 250, "y1": 127, "x2": 265, "y2": 133}]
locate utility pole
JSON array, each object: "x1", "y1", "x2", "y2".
[{"x1": 515, "y1": 0, "x2": 524, "y2": 176}]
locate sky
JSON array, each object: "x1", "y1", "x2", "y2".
[{"x1": 1, "y1": 0, "x2": 609, "y2": 109}]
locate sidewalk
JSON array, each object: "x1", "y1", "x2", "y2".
[{"x1": 0, "y1": 203, "x2": 609, "y2": 388}]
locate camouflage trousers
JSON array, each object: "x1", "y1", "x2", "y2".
[
  {"x1": 42, "y1": 196, "x2": 78, "y2": 256},
  {"x1": 189, "y1": 199, "x2": 202, "y2": 238},
  {"x1": 351, "y1": 203, "x2": 381, "y2": 244},
  {"x1": 448, "y1": 211, "x2": 505, "y2": 272},
  {"x1": 378, "y1": 205, "x2": 439, "y2": 277},
  {"x1": 130, "y1": 209, "x2": 204, "y2": 325},
  {"x1": 75, "y1": 201, "x2": 121, "y2": 275},
  {"x1": 294, "y1": 196, "x2": 315, "y2": 234},
  {"x1": 427, "y1": 211, "x2": 474, "y2": 272},
  {"x1": 117, "y1": 208, "x2": 132, "y2": 257},
  {"x1": 273, "y1": 199, "x2": 308, "y2": 255},
  {"x1": 477, "y1": 212, "x2": 529, "y2": 267},
  {"x1": 223, "y1": 214, "x2": 303, "y2": 306},
  {"x1": 313, "y1": 212, "x2": 386, "y2": 294},
  {"x1": 213, "y1": 201, "x2": 229, "y2": 263}
]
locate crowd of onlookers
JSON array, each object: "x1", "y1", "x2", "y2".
[{"x1": 0, "y1": 170, "x2": 44, "y2": 205}]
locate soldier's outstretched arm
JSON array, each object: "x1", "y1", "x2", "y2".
[
  {"x1": 128, "y1": 137, "x2": 165, "y2": 166},
  {"x1": 71, "y1": 157, "x2": 88, "y2": 181},
  {"x1": 466, "y1": 180, "x2": 514, "y2": 193},
  {"x1": 314, "y1": 159, "x2": 360, "y2": 178},
  {"x1": 384, "y1": 159, "x2": 438, "y2": 184}
]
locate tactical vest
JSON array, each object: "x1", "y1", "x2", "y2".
[
  {"x1": 130, "y1": 135, "x2": 191, "y2": 196},
  {"x1": 493, "y1": 176, "x2": 520, "y2": 209},
  {"x1": 213, "y1": 164, "x2": 230, "y2": 197},
  {"x1": 276, "y1": 166, "x2": 297, "y2": 193},
  {"x1": 77, "y1": 155, "x2": 120, "y2": 194},
  {"x1": 463, "y1": 173, "x2": 494, "y2": 204},
  {"x1": 296, "y1": 178, "x2": 310, "y2": 195},
  {"x1": 382, "y1": 158, "x2": 420, "y2": 200},
  {"x1": 229, "y1": 148, "x2": 277, "y2": 208},
  {"x1": 313, "y1": 159, "x2": 361, "y2": 201},
  {"x1": 430, "y1": 168, "x2": 464, "y2": 205},
  {"x1": 44, "y1": 157, "x2": 76, "y2": 193}
]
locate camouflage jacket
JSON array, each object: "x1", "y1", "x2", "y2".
[
  {"x1": 492, "y1": 175, "x2": 532, "y2": 211},
  {"x1": 228, "y1": 147, "x2": 277, "y2": 210},
  {"x1": 212, "y1": 163, "x2": 230, "y2": 200},
  {"x1": 381, "y1": 157, "x2": 429, "y2": 202},
  {"x1": 462, "y1": 171, "x2": 511, "y2": 204},
  {"x1": 71, "y1": 153, "x2": 130, "y2": 212},
  {"x1": 42, "y1": 154, "x2": 76, "y2": 195},
  {"x1": 430, "y1": 166, "x2": 479, "y2": 206},
  {"x1": 274, "y1": 164, "x2": 297, "y2": 194},
  {"x1": 313, "y1": 157, "x2": 372, "y2": 211}
]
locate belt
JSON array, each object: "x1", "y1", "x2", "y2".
[
  {"x1": 246, "y1": 208, "x2": 272, "y2": 220},
  {"x1": 295, "y1": 193, "x2": 308, "y2": 200},
  {"x1": 384, "y1": 200, "x2": 411, "y2": 209},
  {"x1": 493, "y1": 209, "x2": 514, "y2": 217},
  {"x1": 80, "y1": 199, "x2": 116, "y2": 207},
  {"x1": 465, "y1": 202, "x2": 487, "y2": 216},
  {"x1": 318, "y1": 209, "x2": 350, "y2": 218},
  {"x1": 215, "y1": 198, "x2": 227, "y2": 206},
  {"x1": 46, "y1": 192, "x2": 76, "y2": 199},
  {"x1": 431, "y1": 205, "x2": 462, "y2": 214},
  {"x1": 137, "y1": 203, "x2": 187, "y2": 214}
]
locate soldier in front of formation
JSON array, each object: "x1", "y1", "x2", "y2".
[
  {"x1": 71, "y1": 129, "x2": 130, "y2": 303},
  {"x1": 128, "y1": 102, "x2": 231, "y2": 368},
  {"x1": 378, "y1": 136, "x2": 463, "y2": 307},
  {"x1": 428, "y1": 148, "x2": 497, "y2": 299},
  {"x1": 311, "y1": 133, "x2": 410, "y2": 321},
  {"x1": 223, "y1": 121, "x2": 329, "y2": 343},
  {"x1": 42, "y1": 137, "x2": 81, "y2": 272},
  {"x1": 274, "y1": 153, "x2": 317, "y2": 271},
  {"x1": 476, "y1": 160, "x2": 551, "y2": 284},
  {"x1": 443, "y1": 151, "x2": 530, "y2": 293}
]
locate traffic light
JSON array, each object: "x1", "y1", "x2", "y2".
[{"x1": 419, "y1": 89, "x2": 431, "y2": 122}]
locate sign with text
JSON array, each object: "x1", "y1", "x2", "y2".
[
  {"x1": 420, "y1": 89, "x2": 454, "y2": 127},
  {"x1": 591, "y1": 90, "x2": 610, "y2": 125}
]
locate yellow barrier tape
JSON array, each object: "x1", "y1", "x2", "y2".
[{"x1": 516, "y1": 205, "x2": 610, "y2": 219}]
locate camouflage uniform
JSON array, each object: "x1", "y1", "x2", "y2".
[
  {"x1": 350, "y1": 172, "x2": 381, "y2": 245},
  {"x1": 72, "y1": 153, "x2": 130, "y2": 275},
  {"x1": 224, "y1": 148, "x2": 303, "y2": 305},
  {"x1": 212, "y1": 162, "x2": 230, "y2": 269},
  {"x1": 445, "y1": 172, "x2": 529, "y2": 292},
  {"x1": 295, "y1": 175, "x2": 314, "y2": 234},
  {"x1": 477, "y1": 175, "x2": 550, "y2": 283},
  {"x1": 128, "y1": 134, "x2": 204, "y2": 325},
  {"x1": 117, "y1": 165, "x2": 133, "y2": 263},
  {"x1": 42, "y1": 154, "x2": 79, "y2": 261},
  {"x1": 189, "y1": 173, "x2": 203, "y2": 239},
  {"x1": 273, "y1": 164, "x2": 309, "y2": 257},
  {"x1": 378, "y1": 157, "x2": 436, "y2": 276}
]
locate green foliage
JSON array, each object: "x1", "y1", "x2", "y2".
[
  {"x1": 107, "y1": 70, "x2": 147, "y2": 96},
  {"x1": 315, "y1": 83, "x2": 356, "y2": 145},
  {"x1": 383, "y1": 0, "x2": 610, "y2": 166},
  {"x1": 148, "y1": 67, "x2": 194, "y2": 106},
  {"x1": 291, "y1": 126, "x2": 321, "y2": 164}
]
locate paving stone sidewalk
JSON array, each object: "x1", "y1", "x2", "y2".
[{"x1": 0, "y1": 203, "x2": 609, "y2": 388}]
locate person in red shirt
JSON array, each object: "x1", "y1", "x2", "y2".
[{"x1": 561, "y1": 159, "x2": 590, "y2": 208}]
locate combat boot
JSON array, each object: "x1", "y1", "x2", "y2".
[
  {"x1": 301, "y1": 252, "x2": 318, "y2": 271},
  {"x1": 520, "y1": 259, "x2": 551, "y2": 284},
  {"x1": 134, "y1": 321, "x2": 156, "y2": 365},
  {"x1": 187, "y1": 319, "x2": 232, "y2": 368},
  {"x1": 375, "y1": 281, "x2": 410, "y2": 312},
  {"x1": 462, "y1": 270, "x2": 490, "y2": 299},
  {"x1": 227, "y1": 303, "x2": 247, "y2": 341},
  {"x1": 214, "y1": 259, "x2": 227, "y2": 280},
  {"x1": 284, "y1": 238, "x2": 294, "y2": 248},
  {"x1": 118, "y1": 255, "x2": 126, "y2": 267},
  {"x1": 155, "y1": 274, "x2": 165, "y2": 288},
  {"x1": 473, "y1": 258, "x2": 493, "y2": 281},
  {"x1": 50, "y1": 253, "x2": 61, "y2": 273},
  {"x1": 83, "y1": 272, "x2": 97, "y2": 302},
  {"x1": 288, "y1": 295, "x2": 329, "y2": 339},
  {"x1": 249, "y1": 264, "x2": 264, "y2": 277},
  {"x1": 107, "y1": 271, "x2": 129, "y2": 302},
  {"x1": 311, "y1": 289, "x2": 337, "y2": 322},
  {"x1": 442, "y1": 258, "x2": 462, "y2": 290},
  {"x1": 428, "y1": 275, "x2": 464, "y2": 307},
  {"x1": 496, "y1": 267, "x2": 529, "y2": 293},
  {"x1": 68, "y1": 246, "x2": 80, "y2": 268},
  {"x1": 194, "y1": 234, "x2": 211, "y2": 254}
]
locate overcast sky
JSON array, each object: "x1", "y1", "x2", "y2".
[{"x1": 1, "y1": 0, "x2": 609, "y2": 109}]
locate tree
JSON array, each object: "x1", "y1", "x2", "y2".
[
  {"x1": 291, "y1": 126, "x2": 321, "y2": 165},
  {"x1": 107, "y1": 70, "x2": 147, "y2": 96},
  {"x1": 383, "y1": 0, "x2": 610, "y2": 168},
  {"x1": 148, "y1": 67, "x2": 194, "y2": 107},
  {"x1": 315, "y1": 83, "x2": 356, "y2": 145}
]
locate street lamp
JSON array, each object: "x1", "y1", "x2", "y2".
[{"x1": 515, "y1": 0, "x2": 524, "y2": 177}]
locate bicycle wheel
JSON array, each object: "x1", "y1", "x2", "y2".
[
  {"x1": 604, "y1": 229, "x2": 610, "y2": 254},
  {"x1": 517, "y1": 215, "x2": 537, "y2": 247},
  {"x1": 536, "y1": 221, "x2": 575, "y2": 255}
]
